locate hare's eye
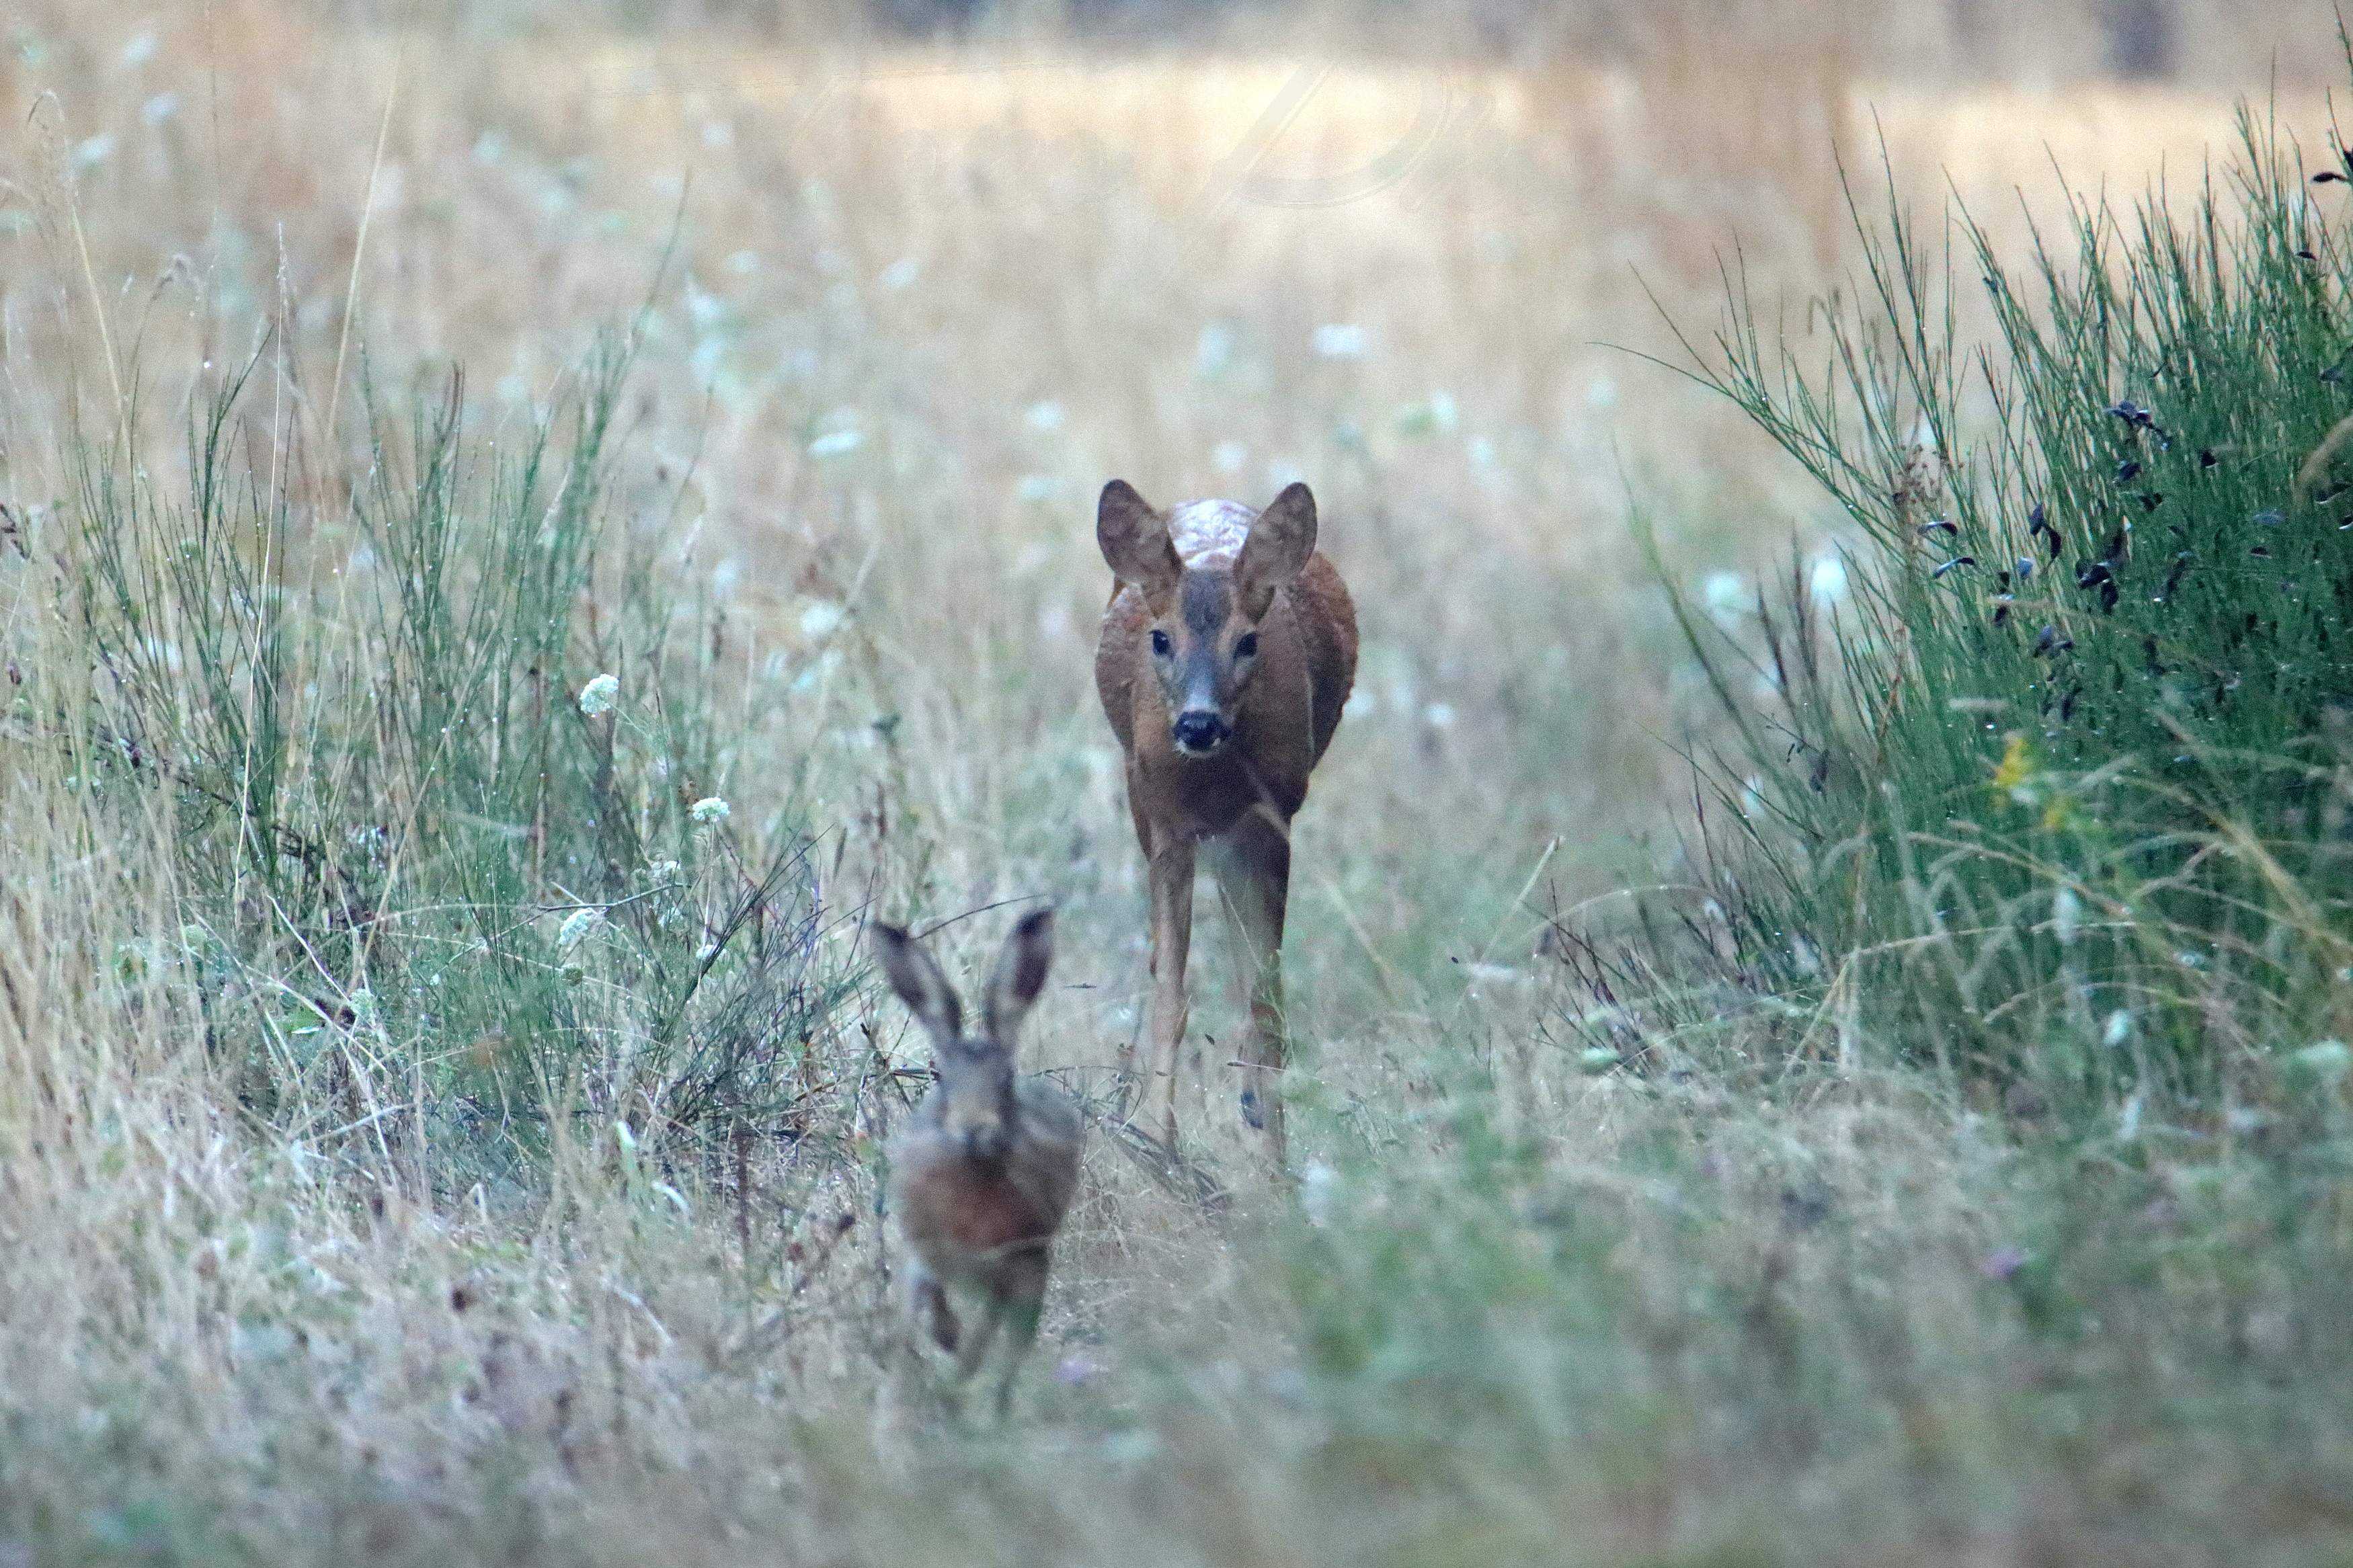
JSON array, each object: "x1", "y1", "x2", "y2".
[
  {"x1": 1234, "y1": 632, "x2": 1259, "y2": 659},
  {"x1": 1150, "y1": 629, "x2": 1172, "y2": 657}
]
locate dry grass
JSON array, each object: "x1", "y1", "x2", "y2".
[{"x1": 4, "y1": 3, "x2": 2353, "y2": 1563}]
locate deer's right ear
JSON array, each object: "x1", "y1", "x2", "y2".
[
  {"x1": 873, "y1": 923, "x2": 963, "y2": 1045},
  {"x1": 1097, "y1": 480, "x2": 1181, "y2": 593}
]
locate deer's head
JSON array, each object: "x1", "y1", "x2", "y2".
[
  {"x1": 1096, "y1": 479, "x2": 1318, "y2": 758},
  {"x1": 873, "y1": 910, "x2": 1054, "y2": 1163}
]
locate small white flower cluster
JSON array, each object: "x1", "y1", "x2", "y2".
[
  {"x1": 557, "y1": 908, "x2": 603, "y2": 950},
  {"x1": 690, "y1": 796, "x2": 731, "y2": 827},
  {"x1": 578, "y1": 673, "x2": 619, "y2": 717}
]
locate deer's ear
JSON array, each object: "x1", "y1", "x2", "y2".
[
  {"x1": 983, "y1": 907, "x2": 1053, "y2": 1045},
  {"x1": 1236, "y1": 482, "x2": 1317, "y2": 617},
  {"x1": 873, "y1": 923, "x2": 962, "y2": 1046},
  {"x1": 1098, "y1": 480, "x2": 1181, "y2": 595}
]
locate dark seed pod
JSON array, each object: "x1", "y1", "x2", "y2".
[
  {"x1": 1931, "y1": 555, "x2": 1976, "y2": 580},
  {"x1": 2159, "y1": 552, "x2": 2192, "y2": 600}
]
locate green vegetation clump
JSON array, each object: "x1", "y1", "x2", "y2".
[
  {"x1": 1640, "y1": 113, "x2": 2353, "y2": 1110},
  {"x1": 52, "y1": 347, "x2": 854, "y2": 1177}
]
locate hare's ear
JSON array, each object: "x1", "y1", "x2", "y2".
[
  {"x1": 873, "y1": 923, "x2": 962, "y2": 1044},
  {"x1": 982, "y1": 907, "x2": 1054, "y2": 1045}
]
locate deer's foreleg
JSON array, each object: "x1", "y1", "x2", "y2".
[
  {"x1": 1141, "y1": 827, "x2": 1195, "y2": 1149},
  {"x1": 1211, "y1": 807, "x2": 1292, "y2": 1171}
]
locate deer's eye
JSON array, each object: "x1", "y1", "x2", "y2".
[
  {"x1": 1234, "y1": 632, "x2": 1259, "y2": 659},
  {"x1": 1150, "y1": 629, "x2": 1172, "y2": 657}
]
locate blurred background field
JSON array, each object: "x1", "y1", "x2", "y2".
[{"x1": 7, "y1": 1, "x2": 2353, "y2": 1563}]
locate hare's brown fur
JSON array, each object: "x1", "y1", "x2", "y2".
[{"x1": 877, "y1": 911, "x2": 1082, "y2": 1415}]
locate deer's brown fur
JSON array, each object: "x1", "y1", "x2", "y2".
[{"x1": 1093, "y1": 479, "x2": 1357, "y2": 1168}]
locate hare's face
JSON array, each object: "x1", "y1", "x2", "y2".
[
  {"x1": 931, "y1": 1039, "x2": 1018, "y2": 1161},
  {"x1": 873, "y1": 909, "x2": 1054, "y2": 1165}
]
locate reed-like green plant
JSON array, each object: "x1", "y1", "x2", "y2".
[
  {"x1": 1619, "y1": 107, "x2": 2353, "y2": 1112},
  {"x1": 52, "y1": 344, "x2": 859, "y2": 1178}
]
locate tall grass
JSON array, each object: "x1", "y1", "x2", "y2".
[
  {"x1": 28, "y1": 343, "x2": 858, "y2": 1186},
  {"x1": 1620, "y1": 109, "x2": 2353, "y2": 1113}
]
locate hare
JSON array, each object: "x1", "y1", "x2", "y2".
[{"x1": 875, "y1": 909, "x2": 1084, "y2": 1417}]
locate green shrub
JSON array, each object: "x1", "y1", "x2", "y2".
[
  {"x1": 49, "y1": 345, "x2": 857, "y2": 1178},
  {"x1": 1617, "y1": 110, "x2": 2353, "y2": 1110}
]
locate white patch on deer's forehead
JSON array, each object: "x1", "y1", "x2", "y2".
[{"x1": 1166, "y1": 499, "x2": 1254, "y2": 569}]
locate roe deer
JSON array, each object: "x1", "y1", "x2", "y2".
[
  {"x1": 877, "y1": 909, "x2": 1083, "y2": 1417},
  {"x1": 1093, "y1": 479, "x2": 1357, "y2": 1169}
]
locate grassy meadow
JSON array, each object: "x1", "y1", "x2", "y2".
[{"x1": 7, "y1": 2, "x2": 2353, "y2": 1563}]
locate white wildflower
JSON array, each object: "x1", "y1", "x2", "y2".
[
  {"x1": 557, "y1": 908, "x2": 602, "y2": 950},
  {"x1": 690, "y1": 796, "x2": 731, "y2": 827},
  {"x1": 1809, "y1": 555, "x2": 1850, "y2": 605},
  {"x1": 1025, "y1": 399, "x2": 1066, "y2": 431},
  {"x1": 577, "y1": 673, "x2": 619, "y2": 717},
  {"x1": 1312, "y1": 323, "x2": 1368, "y2": 359},
  {"x1": 2052, "y1": 886, "x2": 2083, "y2": 946},
  {"x1": 807, "y1": 429, "x2": 863, "y2": 458},
  {"x1": 1702, "y1": 571, "x2": 1748, "y2": 620},
  {"x1": 1196, "y1": 322, "x2": 1236, "y2": 378},
  {"x1": 797, "y1": 600, "x2": 845, "y2": 641},
  {"x1": 2102, "y1": 1009, "x2": 2133, "y2": 1047},
  {"x1": 2292, "y1": 1040, "x2": 2352, "y2": 1083},
  {"x1": 1298, "y1": 1161, "x2": 1339, "y2": 1227}
]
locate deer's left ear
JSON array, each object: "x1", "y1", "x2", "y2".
[{"x1": 1236, "y1": 482, "x2": 1317, "y2": 618}]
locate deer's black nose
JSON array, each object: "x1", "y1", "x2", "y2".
[{"x1": 1172, "y1": 711, "x2": 1229, "y2": 753}]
